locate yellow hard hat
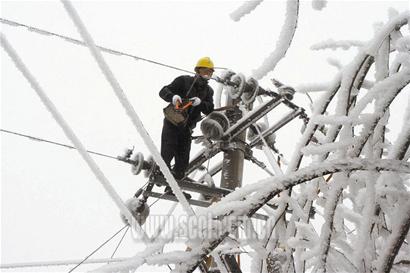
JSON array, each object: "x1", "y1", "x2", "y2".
[{"x1": 195, "y1": 57, "x2": 214, "y2": 70}]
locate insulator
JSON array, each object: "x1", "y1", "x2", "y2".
[
  {"x1": 201, "y1": 112, "x2": 230, "y2": 140},
  {"x1": 120, "y1": 198, "x2": 150, "y2": 226},
  {"x1": 278, "y1": 85, "x2": 295, "y2": 100},
  {"x1": 247, "y1": 123, "x2": 276, "y2": 147},
  {"x1": 247, "y1": 123, "x2": 267, "y2": 141},
  {"x1": 143, "y1": 156, "x2": 156, "y2": 178},
  {"x1": 242, "y1": 77, "x2": 259, "y2": 104},
  {"x1": 228, "y1": 73, "x2": 246, "y2": 99},
  {"x1": 118, "y1": 147, "x2": 133, "y2": 160},
  {"x1": 131, "y1": 152, "x2": 144, "y2": 175},
  {"x1": 134, "y1": 188, "x2": 144, "y2": 198}
]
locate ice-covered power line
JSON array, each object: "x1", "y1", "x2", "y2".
[
  {"x1": 0, "y1": 258, "x2": 127, "y2": 269},
  {"x1": 0, "y1": 32, "x2": 149, "y2": 243},
  {"x1": 0, "y1": 17, "x2": 234, "y2": 86},
  {"x1": 68, "y1": 224, "x2": 128, "y2": 273},
  {"x1": 0, "y1": 128, "x2": 118, "y2": 160},
  {"x1": 60, "y1": 0, "x2": 194, "y2": 217},
  {"x1": 0, "y1": 18, "x2": 193, "y2": 75}
]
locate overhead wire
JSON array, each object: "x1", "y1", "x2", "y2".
[
  {"x1": 61, "y1": 0, "x2": 194, "y2": 217},
  {"x1": 1, "y1": 128, "x2": 118, "y2": 160},
  {"x1": 110, "y1": 226, "x2": 130, "y2": 259},
  {"x1": 0, "y1": 18, "x2": 194, "y2": 75},
  {"x1": 1, "y1": 32, "x2": 149, "y2": 241},
  {"x1": 0, "y1": 17, "x2": 234, "y2": 86},
  {"x1": 1, "y1": 128, "x2": 152, "y2": 199},
  {"x1": 68, "y1": 224, "x2": 128, "y2": 273}
]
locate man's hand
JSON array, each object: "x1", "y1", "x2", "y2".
[
  {"x1": 172, "y1": 95, "x2": 182, "y2": 106},
  {"x1": 191, "y1": 97, "x2": 201, "y2": 106}
]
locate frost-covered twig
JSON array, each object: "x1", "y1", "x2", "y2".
[
  {"x1": 173, "y1": 159, "x2": 410, "y2": 272},
  {"x1": 287, "y1": 77, "x2": 341, "y2": 172},
  {"x1": 376, "y1": 199, "x2": 410, "y2": 273},
  {"x1": 310, "y1": 39, "x2": 365, "y2": 51},
  {"x1": 312, "y1": 0, "x2": 327, "y2": 11},
  {"x1": 252, "y1": 0, "x2": 299, "y2": 80},
  {"x1": 349, "y1": 68, "x2": 410, "y2": 157},
  {"x1": 317, "y1": 13, "x2": 408, "y2": 160},
  {"x1": 314, "y1": 172, "x2": 348, "y2": 273},
  {"x1": 230, "y1": 0, "x2": 264, "y2": 22},
  {"x1": 366, "y1": 11, "x2": 409, "y2": 56},
  {"x1": 389, "y1": 98, "x2": 410, "y2": 160}
]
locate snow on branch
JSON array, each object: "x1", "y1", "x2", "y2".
[
  {"x1": 171, "y1": 159, "x2": 410, "y2": 272},
  {"x1": 310, "y1": 39, "x2": 365, "y2": 51},
  {"x1": 389, "y1": 99, "x2": 410, "y2": 160},
  {"x1": 93, "y1": 157, "x2": 410, "y2": 273},
  {"x1": 230, "y1": 0, "x2": 264, "y2": 22},
  {"x1": 295, "y1": 80, "x2": 337, "y2": 93},
  {"x1": 312, "y1": 0, "x2": 327, "y2": 11},
  {"x1": 349, "y1": 68, "x2": 410, "y2": 157},
  {"x1": 366, "y1": 11, "x2": 410, "y2": 56},
  {"x1": 376, "y1": 199, "x2": 410, "y2": 273},
  {"x1": 252, "y1": 0, "x2": 299, "y2": 80}
]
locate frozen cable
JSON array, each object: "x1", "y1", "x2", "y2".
[
  {"x1": 110, "y1": 226, "x2": 130, "y2": 259},
  {"x1": 61, "y1": 0, "x2": 195, "y2": 216},
  {"x1": 1, "y1": 33, "x2": 149, "y2": 242},
  {"x1": 0, "y1": 128, "x2": 118, "y2": 160},
  {"x1": 68, "y1": 224, "x2": 128, "y2": 273},
  {"x1": 0, "y1": 17, "x2": 232, "y2": 86}
]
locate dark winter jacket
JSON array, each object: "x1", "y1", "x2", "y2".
[{"x1": 159, "y1": 75, "x2": 214, "y2": 129}]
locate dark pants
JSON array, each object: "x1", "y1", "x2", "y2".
[{"x1": 161, "y1": 119, "x2": 192, "y2": 179}]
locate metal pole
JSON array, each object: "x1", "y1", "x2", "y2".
[
  {"x1": 219, "y1": 95, "x2": 246, "y2": 273},
  {"x1": 220, "y1": 96, "x2": 245, "y2": 190}
]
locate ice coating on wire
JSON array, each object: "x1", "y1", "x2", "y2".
[
  {"x1": 60, "y1": 0, "x2": 195, "y2": 217},
  {"x1": 0, "y1": 33, "x2": 149, "y2": 242}
]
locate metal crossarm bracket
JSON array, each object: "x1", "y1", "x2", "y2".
[
  {"x1": 185, "y1": 143, "x2": 222, "y2": 176},
  {"x1": 222, "y1": 96, "x2": 284, "y2": 141},
  {"x1": 197, "y1": 161, "x2": 223, "y2": 184},
  {"x1": 145, "y1": 191, "x2": 212, "y2": 207},
  {"x1": 144, "y1": 191, "x2": 268, "y2": 221},
  {"x1": 150, "y1": 175, "x2": 232, "y2": 197},
  {"x1": 250, "y1": 108, "x2": 304, "y2": 148},
  {"x1": 222, "y1": 254, "x2": 243, "y2": 273}
]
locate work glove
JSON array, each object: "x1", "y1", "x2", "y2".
[
  {"x1": 191, "y1": 97, "x2": 201, "y2": 107},
  {"x1": 172, "y1": 95, "x2": 182, "y2": 106}
]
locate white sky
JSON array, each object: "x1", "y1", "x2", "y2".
[{"x1": 1, "y1": 1, "x2": 409, "y2": 272}]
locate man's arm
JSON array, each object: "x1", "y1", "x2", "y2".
[
  {"x1": 159, "y1": 76, "x2": 185, "y2": 102},
  {"x1": 200, "y1": 87, "x2": 214, "y2": 115}
]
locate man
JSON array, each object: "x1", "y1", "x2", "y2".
[{"x1": 159, "y1": 57, "x2": 215, "y2": 180}]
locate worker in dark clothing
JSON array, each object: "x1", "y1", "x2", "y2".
[{"x1": 159, "y1": 57, "x2": 215, "y2": 180}]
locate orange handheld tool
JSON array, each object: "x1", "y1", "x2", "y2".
[{"x1": 175, "y1": 100, "x2": 193, "y2": 111}]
